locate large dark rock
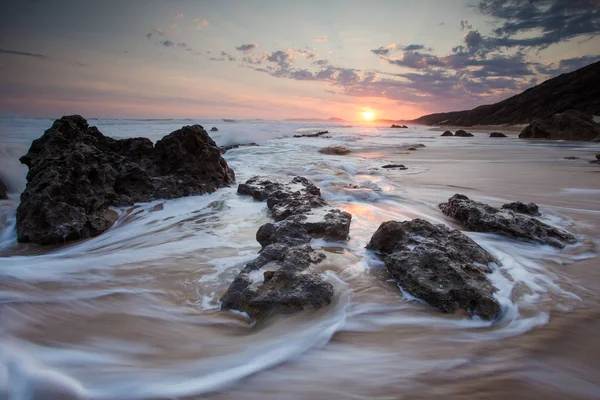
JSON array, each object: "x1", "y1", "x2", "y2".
[
  {"x1": 17, "y1": 115, "x2": 235, "y2": 244},
  {"x1": 518, "y1": 110, "x2": 600, "y2": 141},
  {"x1": 489, "y1": 132, "x2": 507, "y2": 138},
  {"x1": 0, "y1": 178, "x2": 7, "y2": 200},
  {"x1": 440, "y1": 194, "x2": 576, "y2": 248},
  {"x1": 441, "y1": 130, "x2": 453, "y2": 136},
  {"x1": 455, "y1": 130, "x2": 474, "y2": 137},
  {"x1": 221, "y1": 176, "x2": 352, "y2": 319},
  {"x1": 367, "y1": 219, "x2": 501, "y2": 320}
]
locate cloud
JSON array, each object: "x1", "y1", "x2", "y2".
[
  {"x1": 176, "y1": 13, "x2": 183, "y2": 19},
  {"x1": 145, "y1": 28, "x2": 165, "y2": 38},
  {"x1": 403, "y1": 44, "x2": 426, "y2": 51},
  {"x1": 235, "y1": 44, "x2": 259, "y2": 52},
  {"x1": 0, "y1": 48, "x2": 46, "y2": 58},
  {"x1": 371, "y1": 44, "x2": 396, "y2": 56},
  {"x1": 210, "y1": 51, "x2": 236, "y2": 62},
  {"x1": 161, "y1": 40, "x2": 175, "y2": 47},
  {"x1": 194, "y1": 18, "x2": 208, "y2": 30},
  {"x1": 460, "y1": 20, "x2": 472, "y2": 30},
  {"x1": 314, "y1": 36, "x2": 328, "y2": 42},
  {"x1": 313, "y1": 59, "x2": 328, "y2": 66}
]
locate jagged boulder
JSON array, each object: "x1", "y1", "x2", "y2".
[
  {"x1": 519, "y1": 110, "x2": 600, "y2": 141},
  {"x1": 221, "y1": 176, "x2": 352, "y2": 319},
  {"x1": 455, "y1": 130, "x2": 474, "y2": 137},
  {"x1": 441, "y1": 130, "x2": 453, "y2": 136},
  {"x1": 17, "y1": 115, "x2": 235, "y2": 244},
  {"x1": 439, "y1": 194, "x2": 576, "y2": 248},
  {"x1": 489, "y1": 132, "x2": 507, "y2": 138},
  {"x1": 367, "y1": 219, "x2": 501, "y2": 320}
]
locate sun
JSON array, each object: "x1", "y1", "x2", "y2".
[{"x1": 362, "y1": 111, "x2": 375, "y2": 121}]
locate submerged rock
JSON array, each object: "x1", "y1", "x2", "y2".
[
  {"x1": 381, "y1": 164, "x2": 407, "y2": 170},
  {"x1": 210, "y1": 127, "x2": 219, "y2": 131},
  {"x1": 0, "y1": 178, "x2": 7, "y2": 200},
  {"x1": 489, "y1": 132, "x2": 507, "y2": 138},
  {"x1": 293, "y1": 130, "x2": 329, "y2": 138},
  {"x1": 221, "y1": 176, "x2": 352, "y2": 319},
  {"x1": 440, "y1": 194, "x2": 576, "y2": 248},
  {"x1": 455, "y1": 129, "x2": 474, "y2": 137},
  {"x1": 441, "y1": 130, "x2": 454, "y2": 136},
  {"x1": 501, "y1": 201, "x2": 540, "y2": 216},
  {"x1": 318, "y1": 146, "x2": 351, "y2": 155},
  {"x1": 367, "y1": 219, "x2": 501, "y2": 320},
  {"x1": 219, "y1": 142, "x2": 259, "y2": 154},
  {"x1": 17, "y1": 115, "x2": 235, "y2": 244},
  {"x1": 519, "y1": 110, "x2": 600, "y2": 141}
]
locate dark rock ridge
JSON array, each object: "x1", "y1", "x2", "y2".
[
  {"x1": 391, "y1": 124, "x2": 408, "y2": 128},
  {"x1": 518, "y1": 110, "x2": 600, "y2": 141},
  {"x1": 411, "y1": 60, "x2": 600, "y2": 126},
  {"x1": 318, "y1": 146, "x2": 351, "y2": 155},
  {"x1": 210, "y1": 127, "x2": 219, "y2": 132},
  {"x1": 367, "y1": 219, "x2": 501, "y2": 320},
  {"x1": 441, "y1": 130, "x2": 453, "y2": 136},
  {"x1": 219, "y1": 142, "x2": 259, "y2": 154},
  {"x1": 17, "y1": 115, "x2": 235, "y2": 245},
  {"x1": 221, "y1": 176, "x2": 352, "y2": 319},
  {"x1": 455, "y1": 130, "x2": 474, "y2": 137},
  {"x1": 381, "y1": 164, "x2": 407, "y2": 170},
  {"x1": 293, "y1": 130, "x2": 329, "y2": 138},
  {"x1": 439, "y1": 194, "x2": 576, "y2": 248},
  {"x1": 489, "y1": 132, "x2": 507, "y2": 138},
  {"x1": 0, "y1": 178, "x2": 7, "y2": 200},
  {"x1": 501, "y1": 201, "x2": 540, "y2": 216}
]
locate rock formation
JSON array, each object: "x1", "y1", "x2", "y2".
[
  {"x1": 293, "y1": 130, "x2": 329, "y2": 138},
  {"x1": 455, "y1": 130, "x2": 474, "y2": 137},
  {"x1": 489, "y1": 132, "x2": 507, "y2": 138},
  {"x1": 367, "y1": 219, "x2": 501, "y2": 320},
  {"x1": 17, "y1": 115, "x2": 235, "y2": 244},
  {"x1": 439, "y1": 194, "x2": 576, "y2": 248},
  {"x1": 221, "y1": 176, "x2": 352, "y2": 319},
  {"x1": 381, "y1": 164, "x2": 407, "y2": 170},
  {"x1": 441, "y1": 130, "x2": 453, "y2": 136},
  {"x1": 519, "y1": 110, "x2": 600, "y2": 141},
  {"x1": 391, "y1": 124, "x2": 408, "y2": 128},
  {"x1": 0, "y1": 178, "x2": 7, "y2": 200},
  {"x1": 219, "y1": 143, "x2": 259, "y2": 154}
]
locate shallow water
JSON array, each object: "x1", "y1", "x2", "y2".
[{"x1": 0, "y1": 119, "x2": 599, "y2": 399}]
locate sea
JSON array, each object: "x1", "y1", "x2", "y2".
[{"x1": 0, "y1": 117, "x2": 599, "y2": 399}]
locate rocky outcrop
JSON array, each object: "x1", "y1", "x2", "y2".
[
  {"x1": 221, "y1": 176, "x2": 352, "y2": 319},
  {"x1": 455, "y1": 130, "x2": 474, "y2": 137},
  {"x1": 501, "y1": 201, "x2": 540, "y2": 216},
  {"x1": 489, "y1": 132, "x2": 507, "y2": 138},
  {"x1": 210, "y1": 127, "x2": 219, "y2": 131},
  {"x1": 411, "y1": 60, "x2": 600, "y2": 126},
  {"x1": 318, "y1": 146, "x2": 351, "y2": 155},
  {"x1": 0, "y1": 178, "x2": 7, "y2": 200},
  {"x1": 367, "y1": 219, "x2": 501, "y2": 320},
  {"x1": 293, "y1": 130, "x2": 329, "y2": 138},
  {"x1": 441, "y1": 130, "x2": 453, "y2": 136},
  {"x1": 391, "y1": 124, "x2": 408, "y2": 128},
  {"x1": 17, "y1": 115, "x2": 235, "y2": 245},
  {"x1": 439, "y1": 194, "x2": 576, "y2": 248},
  {"x1": 519, "y1": 110, "x2": 600, "y2": 141},
  {"x1": 219, "y1": 142, "x2": 259, "y2": 154}
]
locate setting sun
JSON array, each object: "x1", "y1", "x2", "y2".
[{"x1": 362, "y1": 111, "x2": 375, "y2": 121}]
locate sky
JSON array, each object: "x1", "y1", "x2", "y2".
[{"x1": 0, "y1": 0, "x2": 599, "y2": 121}]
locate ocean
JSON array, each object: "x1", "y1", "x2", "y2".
[{"x1": 0, "y1": 118, "x2": 599, "y2": 399}]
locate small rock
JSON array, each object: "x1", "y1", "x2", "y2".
[
  {"x1": 318, "y1": 146, "x2": 351, "y2": 155},
  {"x1": 563, "y1": 156, "x2": 581, "y2": 160},
  {"x1": 489, "y1": 132, "x2": 507, "y2": 138},
  {"x1": 381, "y1": 164, "x2": 407, "y2": 170},
  {"x1": 210, "y1": 127, "x2": 219, "y2": 131},
  {"x1": 441, "y1": 130, "x2": 453, "y2": 136},
  {"x1": 293, "y1": 130, "x2": 329, "y2": 138},
  {"x1": 367, "y1": 218, "x2": 501, "y2": 320},
  {"x1": 455, "y1": 130, "x2": 474, "y2": 137},
  {"x1": 440, "y1": 194, "x2": 576, "y2": 248},
  {"x1": 391, "y1": 124, "x2": 408, "y2": 128},
  {"x1": 219, "y1": 142, "x2": 259, "y2": 154}
]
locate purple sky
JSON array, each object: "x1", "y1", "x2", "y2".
[{"x1": 1, "y1": 0, "x2": 599, "y2": 120}]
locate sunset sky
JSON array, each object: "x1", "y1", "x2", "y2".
[{"x1": 1, "y1": 0, "x2": 599, "y2": 120}]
